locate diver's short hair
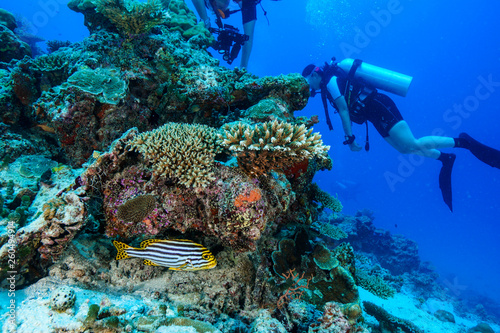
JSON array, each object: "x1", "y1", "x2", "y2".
[{"x1": 302, "y1": 64, "x2": 317, "y2": 77}]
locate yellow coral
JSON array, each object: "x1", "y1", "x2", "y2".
[{"x1": 128, "y1": 122, "x2": 221, "y2": 188}]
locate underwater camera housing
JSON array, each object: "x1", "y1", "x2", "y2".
[{"x1": 209, "y1": 24, "x2": 249, "y2": 65}]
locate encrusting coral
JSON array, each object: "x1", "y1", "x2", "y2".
[
  {"x1": 127, "y1": 122, "x2": 221, "y2": 188},
  {"x1": 219, "y1": 120, "x2": 330, "y2": 177},
  {"x1": 66, "y1": 67, "x2": 128, "y2": 105}
]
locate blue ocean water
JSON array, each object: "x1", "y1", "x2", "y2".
[{"x1": 3, "y1": 0, "x2": 499, "y2": 310}]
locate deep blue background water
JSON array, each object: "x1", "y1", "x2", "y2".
[{"x1": 3, "y1": 0, "x2": 499, "y2": 305}]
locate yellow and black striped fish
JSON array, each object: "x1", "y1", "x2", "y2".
[{"x1": 112, "y1": 239, "x2": 217, "y2": 271}]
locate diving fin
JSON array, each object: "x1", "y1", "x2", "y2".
[
  {"x1": 459, "y1": 133, "x2": 500, "y2": 169},
  {"x1": 438, "y1": 153, "x2": 456, "y2": 212}
]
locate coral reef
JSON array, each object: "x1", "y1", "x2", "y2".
[
  {"x1": 67, "y1": 129, "x2": 294, "y2": 250},
  {"x1": 318, "y1": 210, "x2": 421, "y2": 275},
  {"x1": 0, "y1": 160, "x2": 84, "y2": 285},
  {"x1": 271, "y1": 232, "x2": 362, "y2": 323},
  {"x1": 1, "y1": 0, "x2": 487, "y2": 331},
  {"x1": 2, "y1": 12, "x2": 309, "y2": 169},
  {"x1": 32, "y1": 53, "x2": 70, "y2": 88},
  {"x1": 311, "y1": 219, "x2": 347, "y2": 240}
]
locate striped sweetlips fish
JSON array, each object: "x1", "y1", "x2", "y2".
[{"x1": 112, "y1": 239, "x2": 217, "y2": 271}]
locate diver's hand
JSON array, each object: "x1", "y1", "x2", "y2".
[{"x1": 349, "y1": 141, "x2": 362, "y2": 152}]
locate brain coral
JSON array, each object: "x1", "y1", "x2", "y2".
[
  {"x1": 117, "y1": 194, "x2": 156, "y2": 222},
  {"x1": 219, "y1": 120, "x2": 330, "y2": 176},
  {"x1": 128, "y1": 122, "x2": 221, "y2": 188}
]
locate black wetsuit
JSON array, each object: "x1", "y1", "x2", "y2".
[
  {"x1": 241, "y1": 0, "x2": 257, "y2": 24},
  {"x1": 207, "y1": 0, "x2": 257, "y2": 24},
  {"x1": 327, "y1": 76, "x2": 403, "y2": 138},
  {"x1": 363, "y1": 93, "x2": 403, "y2": 137}
]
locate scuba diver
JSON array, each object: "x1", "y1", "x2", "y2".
[
  {"x1": 302, "y1": 58, "x2": 500, "y2": 211},
  {"x1": 191, "y1": 0, "x2": 257, "y2": 68}
]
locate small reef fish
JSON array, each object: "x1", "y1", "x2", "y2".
[{"x1": 112, "y1": 239, "x2": 217, "y2": 271}]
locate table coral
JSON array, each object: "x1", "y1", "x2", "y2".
[{"x1": 219, "y1": 120, "x2": 330, "y2": 177}]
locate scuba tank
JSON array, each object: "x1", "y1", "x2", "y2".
[{"x1": 337, "y1": 58, "x2": 413, "y2": 97}]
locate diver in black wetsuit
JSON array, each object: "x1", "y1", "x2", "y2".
[
  {"x1": 191, "y1": 0, "x2": 257, "y2": 68},
  {"x1": 302, "y1": 60, "x2": 500, "y2": 212}
]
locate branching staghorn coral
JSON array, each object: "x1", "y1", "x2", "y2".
[
  {"x1": 219, "y1": 120, "x2": 330, "y2": 177},
  {"x1": 127, "y1": 122, "x2": 221, "y2": 188},
  {"x1": 96, "y1": 0, "x2": 166, "y2": 35}
]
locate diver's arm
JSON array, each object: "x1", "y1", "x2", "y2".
[
  {"x1": 334, "y1": 96, "x2": 362, "y2": 151},
  {"x1": 191, "y1": 0, "x2": 211, "y2": 27}
]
